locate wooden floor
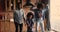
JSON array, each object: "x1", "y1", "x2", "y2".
[{"x1": 0, "y1": 6, "x2": 42, "y2": 32}]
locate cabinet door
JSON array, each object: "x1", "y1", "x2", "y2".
[
  {"x1": 1, "y1": 21, "x2": 5, "y2": 32},
  {"x1": 0, "y1": 21, "x2": 1, "y2": 32}
]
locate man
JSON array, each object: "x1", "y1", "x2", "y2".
[
  {"x1": 14, "y1": 1, "x2": 24, "y2": 32},
  {"x1": 31, "y1": 3, "x2": 45, "y2": 32},
  {"x1": 42, "y1": 2, "x2": 51, "y2": 31},
  {"x1": 14, "y1": 9, "x2": 24, "y2": 32}
]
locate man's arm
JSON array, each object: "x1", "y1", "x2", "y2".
[{"x1": 13, "y1": 10, "x2": 19, "y2": 23}]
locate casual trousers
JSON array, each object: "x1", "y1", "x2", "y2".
[
  {"x1": 37, "y1": 19, "x2": 44, "y2": 32},
  {"x1": 46, "y1": 19, "x2": 51, "y2": 31},
  {"x1": 27, "y1": 26, "x2": 32, "y2": 32},
  {"x1": 14, "y1": 22, "x2": 23, "y2": 32}
]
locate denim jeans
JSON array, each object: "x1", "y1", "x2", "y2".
[{"x1": 37, "y1": 18, "x2": 44, "y2": 32}]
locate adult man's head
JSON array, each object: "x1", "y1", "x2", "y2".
[
  {"x1": 16, "y1": 0, "x2": 21, "y2": 10},
  {"x1": 42, "y1": 2, "x2": 47, "y2": 8},
  {"x1": 37, "y1": 3, "x2": 43, "y2": 10}
]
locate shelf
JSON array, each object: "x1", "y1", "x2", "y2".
[
  {"x1": 0, "y1": 20, "x2": 10, "y2": 22},
  {"x1": 0, "y1": 12, "x2": 13, "y2": 22}
]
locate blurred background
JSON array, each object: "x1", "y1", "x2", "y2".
[{"x1": 0, "y1": 0, "x2": 60, "y2": 32}]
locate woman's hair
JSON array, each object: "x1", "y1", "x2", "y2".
[{"x1": 26, "y1": 12, "x2": 34, "y2": 19}]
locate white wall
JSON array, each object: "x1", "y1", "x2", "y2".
[{"x1": 50, "y1": 0, "x2": 60, "y2": 32}]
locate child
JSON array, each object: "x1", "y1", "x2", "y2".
[{"x1": 26, "y1": 12, "x2": 34, "y2": 32}]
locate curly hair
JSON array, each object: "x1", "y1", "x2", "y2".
[{"x1": 26, "y1": 12, "x2": 34, "y2": 19}]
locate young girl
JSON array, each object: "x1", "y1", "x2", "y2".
[{"x1": 26, "y1": 12, "x2": 34, "y2": 32}]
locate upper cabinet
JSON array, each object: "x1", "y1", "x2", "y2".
[{"x1": 5, "y1": 0, "x2": 22, "y2": 11}]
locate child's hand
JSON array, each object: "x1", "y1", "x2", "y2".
[
  {"x1": 27, "y1": 25, "x2": 30, "y2": 27},
  {"x1": 39, "y1": 13, "x2": 42, "y2": 17},
  {"x1": 24, "y1": 22, "x2": 26, "y2": 26}
]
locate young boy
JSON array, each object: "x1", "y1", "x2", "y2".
[{"x1": 26, "y1": 12, "x2": 34, "y2": 32}]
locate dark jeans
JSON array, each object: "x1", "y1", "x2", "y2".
[
  {"x1": 46, "y1": 19, "x2": 51, "y2": 31},
  {"x1": 27, "y1": 26, "x2": 32, "y2": 32},
  {"x1": 14, "y1": 22, "x2": 23, "y2": 32}
]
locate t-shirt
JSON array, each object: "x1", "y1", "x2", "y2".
[{"x1": 14, "y1": 9, "x2": 24, "y2": 24}]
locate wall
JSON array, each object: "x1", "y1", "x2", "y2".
[{"x1": 50, "y1": 0, "x2": 60, "y2": 32}]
